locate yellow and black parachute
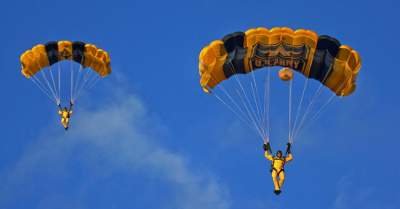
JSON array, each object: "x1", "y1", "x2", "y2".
[
  {"x1": 21, "y1": 41, "x2": 111, "y2": 78},
  {"x1": 199, "y1": 27, "x2": 361, "y2": 96},
  {"x1": 20, "y1": 40, "x2": 111, "y2": 108},
  {"x1": 198, "y1": 27, "x2": 361, "y2": 142}
]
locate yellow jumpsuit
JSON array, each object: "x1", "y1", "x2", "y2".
[
  {"x1": 265, "y1": 150, "x2": 293, "y2": 191},
  {"x1": 58, "y1": 109, "x2": 72, "y2": 129}
]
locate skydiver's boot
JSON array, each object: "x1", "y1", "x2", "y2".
[
  {"x1": 62, "y1": 120, "x2": 68, "y2": 130},
  {"x1": 274, "y1": 190, "x2": 281, "y2": 195}
]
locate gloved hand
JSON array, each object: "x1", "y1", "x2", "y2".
[
  {"x1": 263, "y1": 142, "x2": 271, "y2": 152},
  {"x1": 286, "y1": 143, "x2": 292, "y2": 154}
]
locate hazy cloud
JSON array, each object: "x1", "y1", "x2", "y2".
[{"x1": 0, "y1": 86, "x2": 230, "y2": 209}]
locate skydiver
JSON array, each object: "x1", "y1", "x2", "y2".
[
  {"x1": 58, "y1": 100, "x2": 74, "y2": 130},
  {"x1": 263, "y1": 141, "x2": 293, "y2": 195}
]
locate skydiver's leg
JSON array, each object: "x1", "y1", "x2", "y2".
[
  {"x1": 278, "y1": 170, "x2": 285, "y2": 189},
  {"x1": 65, "y1": 118, "x2": 70, "y2": 129},
  {"x1": 61, "y1": 118, "x2": 67, "y2": 129},
  {"x1": 271, "y1": 169, "x2": 280, "y2": 191}
]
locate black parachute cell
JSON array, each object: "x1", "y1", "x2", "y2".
[
  {"x1": 317, "y1": 35, "x2": 341, "y2": 56},
  {"x1": 222, "y1": 32, "x2": 245, "y2": 52},
  {"x1": 45, "y1": 41, "x2": 59, "y2": 65},
  {"x1": 222, "y1": 32, "x2": 247, "y2": 78},
  {"x1": 309, "y1": 36, "x2": 341, "y2": 82},
  {"x1": 72, "y1": 41, "x2": 86, "y2": 64}
]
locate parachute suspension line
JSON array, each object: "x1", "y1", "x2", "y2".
[
  {"x1": 77, "y1": 72, "x2": 100, "y2": 99},
  {"x1": 293, "y1": 92, "x2": 336, "y2": 140},
  {"x1": 249, "y1": 81, "x2": 264, "y2": 137},
  {"x1": 290, "y1": 77, "x2": 309, "y2": 141},
  {"x1": 249, "y1": 69, "x2": 264, "y2": 137},
  {"x1": 70, "y1": 63, "x2": 82, "y2": 102},
  {"x1": 38, "y1": 66, "x2": 58, "y2": 102},
  {"x1": 48, "y1": 65, "x2": 60, "y2": 104},
  {"x1": 86, "y1": 74, "x2": 101, "y2": 90},
  {"x1": 70, "y1": 61, "x2": 74, "y2": 102},
  {"x1": 33, "y1": 58, "x2": 58, "y2": 102},
  {"x1": 75, "y1": 70, "x2": 99, "y2": 101},
  {"x1": 261, "y1": 70, "x2": 267, "y2": 139},
  {"x1": 31, "y1": 75, "x2": 57, "y2": 103},
  {"x1": 263, "y1": 69, "x2": 271, "y2": 142},
  {"x1": 79, "y1": 70, "x2": 95, "y2": 94},
  {"x1": 74, "y1": 66, "x2": 93, "y2": 101},
  {"x1": 223, "y1": 65, "x2": 266, "y2": 139},
  {"x1": 71, "y1": 61, "x2": 82, "y2": 102},
  {"x1": 81, "y1": 65, "x2": 92, "y2": 85},
  {"x1": 292, "y1": 66, "x2": 334, "y2": 139},
  {"x1": 207, "y1": 75, "x2": 262, "y2": 137},
  {"x1": 227, "y1": 69, "x2": 265, "y2": 138},
  {"x1": 209, "y1": 76, "x2": 255, "y2": 129},
  {"x1": 57, "y1": 62, "x2": 61, "y2": 104},
  {"x1": 212, "y1": 92, "x2": 254, "y2": 131},
  {"x1": 73, "y1": 56, "x2": 84, "y2": 100},
  {"x1": 235, "y1": 88, "x2": 265, "y2": 139},
  {"x1": 211, "y1": 76, "x2": 255, "y2": 126},
  {"x1": 235, "y1": 90, "x2": 266, "y2": 138},
  {"x1": 219, "y1": 85, "x2": 253, "y2": 126},
  {"x1": 292, "y1": 82, "x2": 324, "y2": 139},
  {"x1": 288, "y1": 78, "x2": 293, "y2": 143},
  {"x1": 231, "y1": 71, "x2": 264, "y2": 134},
  {"x1": 294, "y1": 76, "x2": 351, "y2": 139},
  {"x1": 71, "y1": 64, "x2": 84, "y2": 102},
  {"x1": 305, "y1": 93, "x2": 336, "y2": 127},
  {"x1": 234, "y1": 75, "x2": 266, "y2": 139}
]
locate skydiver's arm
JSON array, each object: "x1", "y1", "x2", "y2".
[
  {"x1": 265, "y1": 150, "x2": 274, "y2": 161},
  {"x1": 285, "y1": 143, "x2": 291, "y2": 155},
  {"x1": 285, "y1": 153, "x2": 293, "y2": 162},
  {"x1": 68, "y1": 101, "x2": 74, "y2": 111},
  {"x1": 285, "y1": 143, "x2": 293, "y2": 162},
  {"x1": 263, "y1": 142, "x2": 273, "y2": 161}
]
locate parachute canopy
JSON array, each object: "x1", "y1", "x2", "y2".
[
  {"x1": 21, "y1": 41, "x2": 111, "y2": 78},
  {"x1": 199, "y1": 27, "x2": 361, "y2": 96}
]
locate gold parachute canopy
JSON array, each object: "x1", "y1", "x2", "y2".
[
  {"x1": 199, "y1": 27, "x2": 361, "y2": 96},
  {"x1": 20, "y1": 40, "x2": 111, "y2": 78}
]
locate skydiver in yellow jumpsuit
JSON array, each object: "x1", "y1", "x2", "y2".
[
  {"x1": 58, "y1": 101, "x2": 73, "y2": 130},
  {"x1": 263, "y1": 142, "x2": 293, "y2": 195}
]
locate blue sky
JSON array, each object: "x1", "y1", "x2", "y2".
[{"x1": 0, "y1": 0, "x2": 399, "y2": 209}]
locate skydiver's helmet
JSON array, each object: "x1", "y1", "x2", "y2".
[
  {"x1": 63, "y1": 107, "x2": 68, "y2": 112},
  {"x1": 276, "y1": 150, "x2": 283, "y2": 158}
]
